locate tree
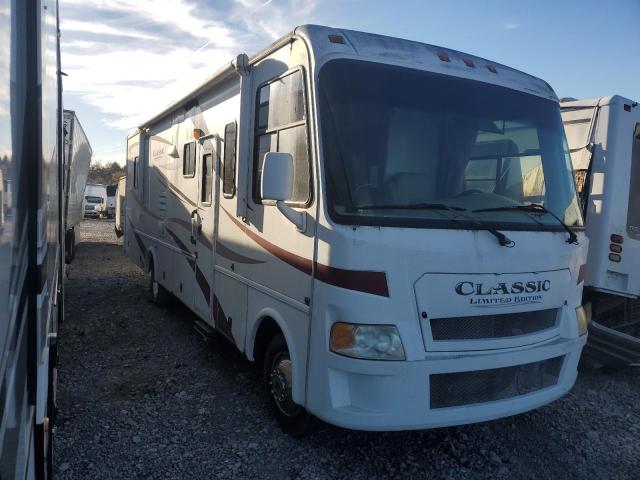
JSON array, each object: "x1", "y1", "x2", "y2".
[{"x1": 88, "y1": 162, "x2": 126, "y2": 185}]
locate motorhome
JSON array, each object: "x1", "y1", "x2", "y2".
[
  {"x1": 115, "y1": 176, "x2": 126, "y2": 237},
  {"x1": 106, "y1": 184, "x2": 117, "y2": 219},
  {"x1": 561, "y1": 96, "x2": 640, "y2": 367},
  {"x1": 63, "y1": 110, "x2": 93, "y2": 262},
  {"x1": 125, "y1": 25, "x2": 588, "y2": 435},
  {"x1": 84, "y1": 183, "x2": 107, "y2": 218},
  {"x1": 0, "y1": 0, "x2": 64, "y2": 477}
]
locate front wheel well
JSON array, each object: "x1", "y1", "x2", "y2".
[{"x1": 253, "y1": 317, "x2": 283, "y2": 366}]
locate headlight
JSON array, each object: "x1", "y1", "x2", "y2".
[
  {"x1": 330, "y1": 323, "x2": 405, "y2": 360},
  {"x1": 575, "y1": 305, "x2": 591, "y2": 336}
]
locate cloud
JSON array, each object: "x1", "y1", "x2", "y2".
[
  {"x1": 60, "y1": 0, "x2": 328, "y2": 136},
  {"x1": 503, "y1": 21, "x2": 519, "y2": 30}
]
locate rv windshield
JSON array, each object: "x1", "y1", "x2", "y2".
[
  {"x1": 318, "y1": 59, "x2": 583, "y2": 229},
  {"x1": 85, "y1": 196, "x2": 103, "y2": 204}
]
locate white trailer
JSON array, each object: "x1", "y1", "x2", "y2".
[
  {"x1": 63, "y1": 110, "x2": 92, "y2": 262},
  {"x1": 1, "y1": 1, "x2": 63, "y2": 477},
  {"x1": 115, "y1": 176, "x2": 126, "y2": 237},
  {"x1": 561, "y1": 96, "x2": 640, "y2": 367},
  {"x1": 125, "y1": 25, "x2": 588, "y2": 434},
  {"x1": 84, "y1": 183, "x2": 107, "y2": 219}
]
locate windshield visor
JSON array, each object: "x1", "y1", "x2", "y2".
[{"x1": 319, "y1": 59, "x2": 583, "y2": 229}]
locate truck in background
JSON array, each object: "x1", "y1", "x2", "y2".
[
  {"x1": 125, "y1": 25, "x2": 588, "y2": 435},
  {"x1": 63, "y1": 110, "x2": 92, "y2": 263},
  {"x1": 84, "y1": 183, "x2": 107, "y2": 219},
  {"x1": 561, "y1": 95, "x2": 640, "y2": 367},
  {"x1": 115, "y1": 175, "x2": 126, "y2": 237},
  {"x1": 106, "y1": 184, "x2": 117, "y2": 219}
]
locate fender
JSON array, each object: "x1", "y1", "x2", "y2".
[{"x1": 246, "y1": 307, "x2": 305, "y2": 405}]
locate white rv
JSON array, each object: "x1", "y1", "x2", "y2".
[
  {"x1": 84, "y1": 183, "x2": 107, "y2": 219},
  {"x1": 63, "y1": 110, "x2": 92, "y2": 262},
  {"x1": 106, "y1": 184, "x2": 117, "y2": 219},
  {"x1": 115, "y1": 175, "x2": 126, "y2": 237},
  {"x1": 561, "y1": 96, "x2": 640, "y2": 367},
  {"x1": 125, "y1": 25, "x2": 588, "y2": 435}
]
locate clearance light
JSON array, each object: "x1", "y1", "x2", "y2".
[
  {"x1": 330, "y1": 323, "x2": 405, "y2": 361},
  {"x1": 610, "y1": 244, "x2": 622, "y2": 253},
  {"x1": 611, "y1": 234, "x2": 624, "y2": 244},
  {"x1": 609, "y1": 253, "x2": 621, "y2": 263},
  {"x1": 486, "y1": 64, "x2": 497, "y2": 73},
  {"x1": 193, "y1": 128, "x2": 205, "y2": 140},
  {"x1": 328, "y1": 34, "x2": 345, "y2": 44},
  {"x1": 437, "y1": 52, "x2": 450, "y2": 62},
  {"x1": 463, "y1": 58, "x2": 475, "y2": 68}
]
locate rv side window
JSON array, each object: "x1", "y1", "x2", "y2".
[
  {"x1": 183, "y1": 142, "x2": 196, "y2": 177},
  {"x1": 201, "y1": 153, "x2": 213, "y2": 204},
  {"x1": 133, "y1": 156, "x2": 138, "y2": 188},
  {"x1": 627, "y1": 123, "x2": 640, "y2": 237},
  {"x1": 253, "y1": 69, "x2": 311, "y2": 205},
  {"x1": 223, "y1": 121, "x2": 237, "y2": 198}
]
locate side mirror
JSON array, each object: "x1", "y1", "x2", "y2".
[
  {"x1": 260, "y1": 151, "x2": 306, "y2": 232},
  {"x1": 261, "y1": 152, "x2": 293, "y2": 202}
]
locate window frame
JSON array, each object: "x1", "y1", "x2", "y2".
[
  {"x1": 626, "y1": 123, "x2": 640, "y2": 238},
  {"x1": 200, "y1": 152, "x2": 213, "y2": 205},
  {"x1": 251, "y1": 67, "x2": 313, "y2": 208},
  {"x1": 133, "y1": 155, "x2": 138, "y2": 188},
  {"x1": 183, "y1": 141, "x2": 196, "y2": 178},
  {"x1": 223, "y1": 121, "x2": 238, "y2": 199}
]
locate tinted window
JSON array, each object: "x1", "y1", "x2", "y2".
[
  {"x1": 627, "y1": 124, "x2": 640, "y2": 238},
  {"x1": 253, "y1": 70, "x2": 310, "y2": 205},
  {"x1": 223, "y1": 122, "x2": 237, "y2": 197},
  {"x1": 319, "y1": 59, "x2": 582, "y2": 229},
  {"x1": 201, "y1": 153, "x2": 213, "y2": 203},
  {"x1": 183, "y1": 142, "x2": 195, "y2": 177}
]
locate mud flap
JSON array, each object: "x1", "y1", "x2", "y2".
[{"x1": 582, "y1": 321, "x2": 640, "y2": 368}]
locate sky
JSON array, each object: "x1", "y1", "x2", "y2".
[{"x1": 59, "y1": 0, "x2": 640, "y2": 166}]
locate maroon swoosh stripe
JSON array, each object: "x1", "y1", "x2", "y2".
[{"x1": 221, "y1": 208, "x2": 389, "y2": 297}]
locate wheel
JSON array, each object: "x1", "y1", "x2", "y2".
[
  {"x1": 263, "y1": 334, "x2": 311, "y2": 436},
  {"x1": 148, "y1": 260, "x2": 170, "y2": 307}
]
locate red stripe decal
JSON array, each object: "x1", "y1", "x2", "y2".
[{"x1": 222, "y1": 208, "x2": 389, "y2": 297}]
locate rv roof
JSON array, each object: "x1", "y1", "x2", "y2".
[
  {"x1": 560, "y1": 95, "x2": 638, "y2": 109},
  {"x1": 137, "y1": 24, "x2": 558, "y2": 131}
]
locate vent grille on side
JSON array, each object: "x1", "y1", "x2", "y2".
[
  {"x1": 430, "y1": 356, "x2": 564, "y2": 409},
  {"x1": 430, "y1": 309, "x2": 558, "y2": 341}
]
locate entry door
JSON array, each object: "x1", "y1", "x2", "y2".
[{"x1": 192, "y1": 137, "x2": 218, "y2": 321}]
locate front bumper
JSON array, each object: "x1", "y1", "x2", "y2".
[{"x1": 306, "y1": 335, "x2": 586, "y2": 431}]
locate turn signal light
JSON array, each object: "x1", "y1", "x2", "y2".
[
  {"x1": 609, "y1": 253, "x2": 621, "y2": 262},
  {"x1": 611, "y1": 234, "x2": 624, "y2": 244},
  {"x1": 610, "y1": 244, "x2": 622, "y2": 253}
]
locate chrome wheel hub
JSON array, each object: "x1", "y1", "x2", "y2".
[{"x1": 270, "y1": 354, "x2": 297, "y2": 416}]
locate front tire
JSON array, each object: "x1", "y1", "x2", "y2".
[
  {"x1": 148, "y1": 260, "x2": 170, "y2": 307},
  {"x1": 263, "y1": 334, "x2": 311, "y2": 436}
]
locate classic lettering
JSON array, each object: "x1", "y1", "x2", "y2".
[{"x1": 454, "y1": 279, "x2": 551, "y2": 296}]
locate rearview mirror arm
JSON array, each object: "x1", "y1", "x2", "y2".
[{"x1": 276, "y1": 201, "x2": 306, "y2": 233}]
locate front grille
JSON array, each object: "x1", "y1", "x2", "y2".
[
  {"x1": 430, "y1": 356, "x2": 564, "y2": 409},
  {"x1": 430, "y1": 309, "x2": 558, "y2": 341}
]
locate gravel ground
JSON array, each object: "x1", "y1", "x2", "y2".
[{"x1": 56, "y1": 220, "x2": 640, "y2": 479}]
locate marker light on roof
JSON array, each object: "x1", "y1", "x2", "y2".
[
  {"x1": 463, "y1": 58, "x2": 475, "y2": 68},
  {"x1": 486, "y1": 65, "x2": 497, "y2": 73},
  {"x1": 328, "y1": 34, "x2": 345, "y2": 44},
  {"x1": 437, "y1": 52, "x2": 450, "y2": 62}
]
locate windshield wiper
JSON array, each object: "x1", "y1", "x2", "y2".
[
  {"x1": 355, "y1": 202, "x2": 467, "y2": 211},
  {"x1": 472, "y1": 204, "x2": 579, "y2": 244},
  {"x1": 356, "y1": 203, "x2": 515, "y2": 247}
]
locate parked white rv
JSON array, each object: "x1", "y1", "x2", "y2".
[
  {"x1": 106, "y1": 184, "x2": 117, "y2": 219},
  {"x1": 1, "y1": 0, "x2": 63, "y2": 476},
  {"x1": 63, "y1": 110, "x2": 92, "y2": 262},
  {"x1": 84, "y1": 183, "x2": 107, "y2": 218},
  {"x1": 115, "y1": 175, "x2": 126, "y2": 237},
  {"x1": 561, "y1": 95, "x2": 640, "y2": 367},
  {"x1": 125, "y1": 25, "x2": 588, "y2": 434}
]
